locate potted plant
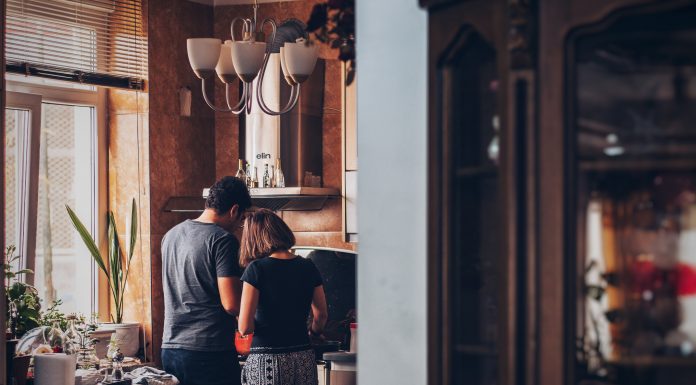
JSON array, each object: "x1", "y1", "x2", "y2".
[
  {"x1": 5, "y1": 245, "x2": 41, "y2": 338},
  {"x1": 306, "y1": 0, "x2": 355, "y2": 84},
  {"x1": 4, "y1": 245, "x2": 40, "y2": 385},
  {"x1": 66, "y1": 199, "x2": 140, "y2": 357}
]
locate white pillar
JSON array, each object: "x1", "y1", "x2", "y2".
[{"x1": 356, "y1": 1, "x2": 428, "y2": 384}]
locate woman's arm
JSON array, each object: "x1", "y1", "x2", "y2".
[
  {"x1": 310, "y1": 285, "x2": 328, "y2": 335},
  {"x1": 217, "y1": 277, "x2": 242, "y2": 316},
  {"x1": 238, "y1": 282, "x2": 259, "y2": 336}
]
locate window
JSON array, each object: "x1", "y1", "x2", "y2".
[
  {"x1": 35, "y1": 103, "x2": 97, "y2": 315},
  {"x1": 5, "y1": 85, "x2": 105, "y2": 316},
  {"x1": 6, "y1": 0, "x2": 147, "y2": 90}
]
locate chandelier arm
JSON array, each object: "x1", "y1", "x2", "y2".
[
  {"x1": 256, "y1": 51, "x2": 301, "y2": 116},
  {"x1": 225, "y1": 81, "x2": 248, "y2": 114},
  {"x1": 201, "y1": 78, "x2": 233, "y2": 113},
  {"x1": 246, "y1": 83, "x2": 253, "y2": 114},
  {"x1": 230, "y1": 17, "x2": 251, "y2": 42},
  {"x1": 232, "y1": 83, "x2": 249, "y2": 115}
]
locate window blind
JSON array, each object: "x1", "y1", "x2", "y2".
[{"x1": 6, "y1": 0, "x2": 147, "y2": 90}]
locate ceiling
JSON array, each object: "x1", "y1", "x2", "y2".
[{"x1": 188, "y1": 0, "x2": 302, "y2": 5}]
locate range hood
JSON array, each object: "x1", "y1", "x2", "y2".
[{"x1": 164, "y1": 187, "x2": 339, "y2": 212}]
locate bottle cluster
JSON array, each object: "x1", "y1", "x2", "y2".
[{"x1": 236, "y1": 158, "x2": 285, "y2": 189}]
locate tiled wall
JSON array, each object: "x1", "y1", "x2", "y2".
[
  {"x1": 107, "y1": 0, "x2": 153, "y2": 361},
  {"x1": 107, "y1": 89, "x2": 152, "y2": 359},
  {"x1": 147, "y1": 0, "x2": 217, "y2": 364}
]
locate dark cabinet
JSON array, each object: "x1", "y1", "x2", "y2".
[
  {"x1": 424, "y1": 0, "x2": 696, "y2": 384},
  {"x1": 424, "y1": 1, "x2": 528, "y2": 385}
]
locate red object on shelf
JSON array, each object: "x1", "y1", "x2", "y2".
[
  {"x1": 677, "y1": 263, "x2": 696, "y2": 296},
  {"x1": 235, "y1": 331, "x2": 253, "y2": 356}
]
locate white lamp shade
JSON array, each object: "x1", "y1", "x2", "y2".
[
  {"x1": 282, "y1": 41, "x2": 318, "y2": 83},
  {"x1": 187, "y1": 38, "x2": 222, "y2": 78},
  {"x1": 230, "y1": 41, "x2": 267, "y2": 83},
  {"x1": 279, "y1": 47, "x2": 296, "y2": 86},
  {"x1": 215, "y1": 40, "x2": 237, "y2": 83}
]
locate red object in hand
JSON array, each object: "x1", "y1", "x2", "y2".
[
  {"x1": 235, "y1": 331, "x2": 253, "y2": 356},
  {"x1": 52, "y1": 346, "x2": 63, "y2": 353}
]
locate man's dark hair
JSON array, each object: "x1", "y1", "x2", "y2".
[{"x1": 205, "y1": 176, "x2": 252, "y2": 214}]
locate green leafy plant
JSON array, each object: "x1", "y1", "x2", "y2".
[
  {"x1": 5, "y1": 245, "x2": 41, "y2": 337},
  {"x1": 306, "y1": 0, "x2": 355, "y2": 84},
  {"x1": 39, "y1": 299, "x2": 87, "y2": 331},
  {"x1": 66, "y1": 199, "x2": 138, "y2": 324}
]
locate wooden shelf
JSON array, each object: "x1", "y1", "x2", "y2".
[
  {"x1": 454, "y1": 344, "x2": 498, "y2": 356},
  {"x1": 579, "y1": 158, "x2": 696, "y2": 172},
  {"x1": 606, "y1": 356, "x2": 696, "y2": 368},
  {"x1": 456, "y1": 165, "x2": 499, "y2": 178}
]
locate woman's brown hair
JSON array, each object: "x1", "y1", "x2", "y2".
[{"x1": 239, "y1": 208, "x2": 296, "y2": 267}]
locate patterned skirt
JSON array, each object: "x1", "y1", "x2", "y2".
[{"x1": 241, "y1": 349, "x2": 318, "y2": 385}]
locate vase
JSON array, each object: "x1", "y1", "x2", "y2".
[{"x1": 98, "y1": 323, "x2": 140, "y2": 357}]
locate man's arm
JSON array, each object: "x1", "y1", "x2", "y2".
[{"x1": 218, "y1": 277, "x2": 242, "y2": 316}]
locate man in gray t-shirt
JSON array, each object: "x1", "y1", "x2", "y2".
[{"x1": 161, "y1": 176, "x2": 251, "y2": 385}]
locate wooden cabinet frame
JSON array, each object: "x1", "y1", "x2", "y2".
[
  {"x1": 424, "y1": 1, "x2": 526, "y2": 384},
  {"x1": 539, "y1": 0, "x2": 696, "y2": 384},
  {"x1": 425, "y1": 0, "x2": 696, "y2": 384}
]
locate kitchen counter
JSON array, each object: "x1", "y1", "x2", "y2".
[{"x1": 322, "y1": 352, "x2": 357, "y2": 385}]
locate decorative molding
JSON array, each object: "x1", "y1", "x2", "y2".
[{"x1": 508, "y1": 0, "x2": 534, "y2": 69}]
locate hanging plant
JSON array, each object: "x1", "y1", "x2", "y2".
[{"x1": 306, "y1": 0, "x2": 355, "y2": 85}]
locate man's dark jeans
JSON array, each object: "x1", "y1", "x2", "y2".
[{"x1": 162, "y1": 348, "x2": 241, "y2": 385}]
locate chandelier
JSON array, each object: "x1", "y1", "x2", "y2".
[{"x1": 186, "y1": 0, "x2": 319, "y2": 116}]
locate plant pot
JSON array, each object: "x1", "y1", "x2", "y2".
[
  {"x1": 88, "y1": 329, "x2": 115, "y2": 359},
  {"x1": 12, "y1": 355, "x2": 31, "y2": 385},
  {"x1": 6, "y1": 339, "x2": 18, "y2": 385},
  {"x1": 98, "y1": 323, "x2": 140, "y2": 357}
]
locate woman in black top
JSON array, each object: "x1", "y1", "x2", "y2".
[{"x1": 238, "y1": 209, "x2": 328, "y2": 385}]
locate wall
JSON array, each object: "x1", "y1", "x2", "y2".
[
  {"x1": 356, "y1": 1, "x2": 428, "y2": 385},
  {"x1": 214, "y1": 1, "x2": 354, "y2": 251},
  {"x1": 107, "y1": 0, "x2": 153, "y2": 361},
  {"x1": 147, "y1": 0, "x2": 217, "y2": 364}
]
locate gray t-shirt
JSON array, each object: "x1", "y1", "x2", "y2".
[{"x1": 161, "y1": 220, "x2": 242, "y2": 352}]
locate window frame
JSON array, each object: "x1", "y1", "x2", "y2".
[
  {"x1": 6, "y1": 79, "x2": 108, "y2": 316},
  {"x1": 5, "y1": 91, "x2": 42, "y2": 283}
]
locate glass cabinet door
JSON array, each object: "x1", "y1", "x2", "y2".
[
  {"x1": 570, "y1": 4, "x2": 696, "y2": 385},
  {"x1": 440, "y1": 29, "x2": 502, "y2": 385}
]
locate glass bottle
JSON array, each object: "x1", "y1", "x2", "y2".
[
  {"x1": 62, "y1": 314, "x2": 79, "y2": 355},
  {"x1": 47, "y1": 322, "x2": 64, "y2": 353},
  {"x1": 235, "y1": 159, "x2": 247, "y2": 181},
  {"x1": 274, "y1": 158, "x2": 285, "y2": 188},
  {"x1": 112, "y1": 351, "x2": 125, "y2": 381},
  {"x1": 270, "y1": 165, "x2": 276, "y2": 188},
  {"x1": 245, "y1": 162, "x2": 252, "y2": 188},
  {"x1": 262, "y1": 163, "x2": 271, "y2": 188},
  {"x1": 252, "y1": 167, "x2": 259, "y2": 188}
]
